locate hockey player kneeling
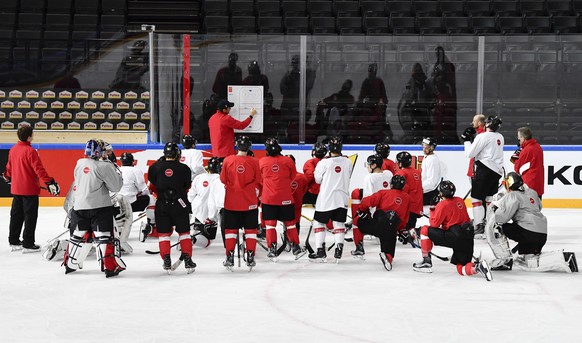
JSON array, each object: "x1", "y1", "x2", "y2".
[
  {"x1": 63, "y1": 140, "x2": 126, "y2": 278},
  {"x1": 356, "y1": 175, "x2": 410, "y2": 271},
  {"x1": 486, "y1": 172, "x2": 578, "y2": 273},
  {"x1": 148, "y1": 142, "x2": 196, "y2": 274},
  {"x1": 413, "y1": 181, "x2": 493, "y2": 281}
]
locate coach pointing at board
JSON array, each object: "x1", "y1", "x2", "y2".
[{"x1": 208, "y1": 99, "x2": 257, "y2": 158}]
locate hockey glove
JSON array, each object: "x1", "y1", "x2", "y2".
[
  {"x1": 429, "y1": 194, "x2": 442, "y2": 211},
  {"x1": 46, "y1": 179, "x2": 60, "y2": 196},
  {"x1": 203, "y1": 219, "x2": 217, "y2": 234},
  {"x1": 397, "y1": 230, "x2": 410, "y2": 245},
  {"x1": 510, "y1": 144, "x2": 521, "y2": 164},
  {"x1": 1, "y1": 172, "x2": 10, "y2": 185},
  {"x1": 460, "y1": 127, "x2": 476, "y2": 142},
  {"x1": 356, "y1": 210, "x2": 371, "y2": 220}
]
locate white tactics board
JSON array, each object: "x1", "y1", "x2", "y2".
[{"x1": 228, "y1": 85, "x2": 264, "y2": 133}]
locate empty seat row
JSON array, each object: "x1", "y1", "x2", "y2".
[
  {"x1": 0, "y1": 12, "x2": 125, "y2": 31},
  {"x1": 0, "y1": 0, "x2": 126, "y2": 14}
]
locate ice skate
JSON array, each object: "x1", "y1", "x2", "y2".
[
  {"x1": 413, "y1": 256, "x2": 433, "y2": 273},
  {"x1": 10, "y1": 241, "x2": 23, "y2": 252},
  {"x1": 223, "y1": 251, "x2": 235, "y2": 271},
  {"x1": 379, "y1": 253, "x2": 393, "y2": 271},
  {"x1": 267, "y1": 243, "x2": 278, "y2": 263},
  {"x1": 475, "y1": 260, "x2": 493, "y2": 281},
  {"x1": 308, "y1": 247, "x2": 327, "y2": 263},
  {"x1": 105, "y1": 268, "x2": 122, "y2": 278},
  {"x1": 334, "y1": 243, "x2": 344, "y2": 263},
  {"x1": 564, "y1": 252, "x2": 579, "y2": 272},
  {"x1": 163, "y1": 254, "x2": 172, "y2": 274},
  {"x1": 181, "y1": 253, "x2": 197, "y2": 274},
  {"x1": 291, "y1": 243, "x2": 307, "y2": 260},
  {"x1": 474, "y1": 223, "x2": 485, "y2": 240},
  {"x1": 351, "y1": 242, "x2": 365, "y2": 260},
  {"x1": 139, "y1": 221, "x2": 152, "y2": 243},
  {"x1": 22, "y1": 244, "x2": 41, "y2": 254},
  {"x1": 246, "y1": 251, "x2": 256, "y2": 271}
]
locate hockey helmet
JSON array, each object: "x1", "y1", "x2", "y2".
[
  {"x1": 265, "y1": 137, "x2": 282, "y2": 156},
  {"x1": 328, "y1": 136, "x2": 343, "y2": 154},
  {"x1": 236, "y1": 135, "x2": 252, "y2": 152},
  {"x1": 422, "y1": 137, "x2": 437, "y2": 148},
  {"x1": 374, "y1": 142, "x2": 390, "y2": 159},
  {"x1": 439, "y1": 180, "x2": 456, "y2": 198},
  {"x1": 287, "y1": 154, "x2": 296, "y2": 164},
  {"x1": 84, "y1": 139, "x2": 102, "y2": 160},
  {"x1": 505, "y1": 172, "x2": 524, "y2": 191},
  {"x1": 390, "y1": 174, "x2": 407, "y2": 190},
  {"x1": 312, "y1": 142, "x2": 328, "y2": 159},
  {"x1": 207, "y1": 156, "x2": 222, "y2": 174},
  {"x1": 163, "y1": 142, "x2": 181, "y2": 159},
  {"x1": 120, "y1": 152, "x2": 134, "y2": 166},
  {"x1": 366, "y1": 154, "x2": 383, "y2": 170},
  {"x1": 485, "y1": 115, "x2": 503, "y2": 132},
  {"x1": 396, "y1": 151, "x2": 412, "y2": 168},
  {"x1": 182, "y1": 135, "x2": 197, "y2": 149}
]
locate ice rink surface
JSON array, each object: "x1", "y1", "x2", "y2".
[{"x1": 1, "y1": 207, "x2": 581, "y2": 343}]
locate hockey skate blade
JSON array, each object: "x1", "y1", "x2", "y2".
[
  {"x1": 351, "y1": 254, "x2": 366, "y2": 261},
  {"x1": 22, "y1": 248, "x2": 41, "y2": 254},
  {"x1": 308, "y1": 257, "x2": 326, "y2": 263},
  {"x1": 186, "y1": 268, "x2": 196, "y2": 274},
  {"x1": 10, "y1": 246, "x2": 23, "y2": 252},
  {"x1": 413, "y1": 266, "x2": 433, "y2": 273},
  {"x1": 335, "y1": 258, "x2": 341, "y2": 264},
  {"x1": 294, "y1": 250, "x2": 308, "y2": 260},
  {"x1": 268, "y1": 257, "x2": 278, "y2": 263}
]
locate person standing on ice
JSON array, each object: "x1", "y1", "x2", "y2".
[
  {"x1": 413, "y1": 180, "x2": 493, "y2": 281},
  {"x1": 147, "y1": 142, "x2": 196, "y2": 274},
  {"x1": 189, "y1": 156, "x2": 222, "y2": 249},
  {"x1": 485, "y1": 172, "x2": 578, "y2": 273},
  {"x1": 308, "y1": 136, "x2": 353, "y2": 263}
]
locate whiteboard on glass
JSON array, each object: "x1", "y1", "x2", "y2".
[{"x1": 227, "y1": 85, "x2": 263, "y2": 133}]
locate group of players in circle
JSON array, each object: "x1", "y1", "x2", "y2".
[{"x1": 43, "y1": 115, "x2": 578, "y2": 278}]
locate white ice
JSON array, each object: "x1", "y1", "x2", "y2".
[{"x1": 1, "y1": 207, "x2": 581, "y2": 343}]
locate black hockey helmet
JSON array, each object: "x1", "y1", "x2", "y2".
[
  {"x1": 422, "y1": 137, "x2": 437, "y2": 148},
  {"x1": 312, "y1": 142, "x2": 328, "y2": 159},
  {"x1": 505, "y1": 172, "x2": 524, "y2": 191},
  {"x1": 439, "y1": 180, "x2": 456, "y2": 198},
  {"x1": 485, "y1": 115, "x2": 503, "y2": 132},
  {"x1": 265, "y1": 137, "x2": 282, "y2": 156},
  {"x1": 396, "y1": 151, "x2": 412, "y2": 168},
  {"x1": 208, "y1": 156, "x2": 222, "y2": 174},
  {"x1": 366, "y1": 154, "x2": 383, "y2": 170},
  {"x1": 374, "y1": 142, "x2": 390, "y2": 159},
  {"x1": 390, "y1": 174, "x2": 407, "y2": 190},
  {"x1": 236, "y1": 135, "x2": 252, "y2": 152},
  {"x1": 182, "y1": 135, "x2": 197, "y2": 149},
  {"x1": 328, "y1": 136, "x2": 343, "y2": 154},
  {"x1": 85, "y1": 139, "x2": 102, "y2": 160},
  {"x1": 163, "y1": 142, "x2": 181, "y2": 159},
  {"x1": 120, "y1": 152, "x2": 134, "y2": 166}
]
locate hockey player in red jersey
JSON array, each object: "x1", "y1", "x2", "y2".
[
  {"x1": 287, "y1": 155, "x2": 309, "y2": 234},
  {"x1": 220, "y1": 136, "x2": 261, "y2": 270},
  {"x1": 148, "y1": 142, "x2": 196, "y2": 274},
  {"x1": 350, "y1": 154, "x2": 393, "y2": 258},
  {"x1": 302, "y1": 142, "x2": 328, "y2": 205},
  {"x1": 375, "y1": 142, "x2": 399, "y2": 175},
  {"x1": 396, "y1": 151, "x2": 423, "y2": 231},
  {"x1": 308, "y1": 136, "x2": 353, "y2": 262},
  {"x1": 260, "y1": 138, "x2": 305, "y2": 260},
  {"x1": 413, "y1": 180, "x2": 493, "y2": 281},
  {"x1": 356, "y1": 174, "x2": 410, "y2": 270}
]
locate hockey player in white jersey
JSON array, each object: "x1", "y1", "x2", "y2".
[
  {"x1": 462, "y1": 115, "x2": 504, "y2": 239},
  {"x1": 207, "y1": 158, "x2": 225, "y2": 243},
  {"x1": 350, "y1": 154, "x2": 393, "y2": 258},
  {"x1": 180, "y1": 135, "x2": 206, "y2": 203},
  {"x1": 308, "y1": 136, "x2": 353, "y2": 263},
  {"x1": 486, "y1": 172, "x2": 578, "y2": 273},
  {"x1": 190, "y1": 157, "x2": 222, "y2": 248},
  {"x1": 421, "y1": 137, "x2": 445, "y2": 214}
]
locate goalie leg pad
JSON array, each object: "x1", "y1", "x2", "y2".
[
  {"x1": 95, "y1": 231, "x2": 126, "y2": 273},
  {"x1": 485, "y1": 217, "x2": 512, "y2": 264},
  {"x1": 514, "y1": 250, "x2": 572, "y2": 273},
  {"x1": 471, "y1": 197, "x2": 485, "y2": 225},
  {"x1": 63, "y1": 234, "x2": 85, "y2": 271}
]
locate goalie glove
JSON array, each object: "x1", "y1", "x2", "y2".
[
  {"x1": 1, "y1": 172, "x2": 10, "y2": 185},
  {"x1": 356, "y1": 210, "x2": 371, "y2": 220},
  {"x1": 46, "y1": 179, "x2": 60, "y2": 196},
  {"x1": 510, "y1": 144, "x2": 521, "y2": 164},
  {"x1": 460, "y1": 126, "x2": 476, "y2": 142}
]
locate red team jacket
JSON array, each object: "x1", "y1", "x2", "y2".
[
  {"x1": 4, "y1": 141, "x2": 53, "y2": 196},
  {"x1": 220, "y1": 154, "x2": 261, "y2": 211},
  {"x1": 359, "y1": 189, "x2": 411, "y2": 232},
  {"x1": 398, "y1": 167, "x2": 423, "y2": 215},
  {"x1": 291, "y1": 173, "x2": 309, "y2": 222},
  {"x1": 429, "y1": 196, "x2": 471, "y2": 230},
  {"x1": 514, "y1": 138, "x2": 544, "y2": 197},
  {"x1": 208, "y1": 110, "x2": 252, "y2": 157},
  {"x1": 381, "y1": 158, "x2": 399, "y2": 175},
  {"x1": 259, "y1": 155, "x2": 297, "y2": 205},
  {"x1": 303, "y1": 157, "x2": 322, "y2": 195}
]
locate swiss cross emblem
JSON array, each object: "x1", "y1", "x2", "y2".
[
  {"x1": 413, "y1": 173, "x2": 419, "y2": 180},
  {"x1": 165, "y1": 169, "x2": 173, "y2": 177},
  {"x1": 291, "y1": 181, "x2": 298, "y2": 190},
  {"x1": 497, "y1": 139, "x2": 501, "y2": 145},
  {"x1": 180, "y1": 156, "x2": 185, "y2": 162},
  {"x1": 271, "y1": 164, "x2": 280, "y2": 172},
  {"x1": 83, "y1": 167, "x2": 89, "y2": 174},
  {"x1": 236, "y1": 165, "x2": 245, "y2": 173},
  {"x1": 395, "y1": 197, "x2": 402, "y2": 205},
  {"x1": 457, "y1": 202, "x2": 463, "y2": 209},
  {"x1": 203, "y1": 180, "x2": 209, "y2": 187},
  {"x1": 530, "y1": 197, "x2": 535, "y2": 204},
  {"x1": 73, "y1": 185, "x2": 76, "y2": 191},
  {"x1": 335, "y1": 166, "x2": 342, "y2": 173},
  {"x1": 383, "y1": 181, "x2": 388, "y2": 188}
]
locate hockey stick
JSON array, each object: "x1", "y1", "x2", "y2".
[
  {"x1": 145, "y1": 231, "x2": 202, "y2": 255},
  {"x1": 237, "y1": 230, "x2": 241, "y2": 268},
  {"x1": 430, "y1": 252, "x2": 449, "y2": 262},
  {"x1": 132, "y1": 212, "x2": 147, "y2": 224}
]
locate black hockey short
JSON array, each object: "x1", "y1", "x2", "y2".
[
  {"x1": 358, "y1": 210, "x2": 400, "y2": 256},
  {"x1": 405, "y1": 212, "x2": 420, "y2": 230},
  {"x1": 155, "y1": 200, "x2": 191, "y2": 234},
  {"x1": 471, "y1": 161, "x2": 502, "y2": 200},
  {"x1": 223, "y1": 208, "x2": 259, "y2": 229},
  {"x1": 262, "y1": 203, "x2": 295, "y2": 221},
  {"x1": 70, "y1": 206, "x2": 115, "y2": 233},
  {"x1": 502, "y1": 223, "x2": 547, "y2": 255},
  {"x1": 423, "y1": 189, "x2": 439, "y2": 206},
  {"x1": 314, "y1": 208, "x2": 348, "y2": 224},
  {"x1": 131, "y1": 195, "x2": 150, "y2": 212},
  {"x1": 428, "y1": 223, "x2": 474, "y2": 265},
  {"x1": 302, "y1": 191, "x2": 318, "y2": 205}
]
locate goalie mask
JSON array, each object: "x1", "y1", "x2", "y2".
[
  {"x1": 182, "y1": 135, "x2": 197, "y2": 149},
  {"x1": 374, "y1": 142, "x2": 390, "y2": 159},
  {"x1": 84, "y1": 139, "x2": 102, "y2": 160},
  {"x1": 439, "y1": 180, "x2": 456, "y2": 198},
  {"x1": 505, "y1": 172, "x2": 524, "y2": 191}
]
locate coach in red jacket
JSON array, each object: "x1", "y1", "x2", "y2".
[
  {"x1": 2, "y1": 125, "x2": 59, "y2": 251},
  {"x1": 208, "y1": 99, "x2": 256, "y2": 157},
  {"x1": 513, "y1": 127, "x2": 544, "y2": 198}
]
